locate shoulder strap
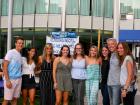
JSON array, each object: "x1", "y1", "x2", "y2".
[{"x1": 57, "y1": 57, "x2": 61, "y2": 63}]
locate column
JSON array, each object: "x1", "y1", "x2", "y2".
[
  {"x1": 113, "y1": 0, "x2": 120, "y2": 42},
  {"x1": 61, "y1": 0, "x2": 67, "y2": 32},
  {"x1": 7, "y1": 0, "x2": 13, "y2": 51}
]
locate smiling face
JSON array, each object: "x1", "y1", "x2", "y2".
[
  {"x1": 117, "y1": 43, "x2": 125, "y2": 56},
  {"x1": 15, "y1": 39, "x2": 24, "y2": 52},
  {"x1": 28, "y1": 48, "x2": 36, "y2": 58},
  {"x1": 102, "y1": 47, "x2": 109, "y2": 58},
  {"x1": 75, "y1": 44, "x2": 82, "y2": 55},
  {"x1": 107, "y1": 39, "x2": 117, "y2": 52},
  {"x1": 89, "y1": 47, "x2": 98, "y2": 57},
  {"x1": 62, "y1": 46, "x2": 69, "y2": 57},
  {"x1": 45, "y1": 45, "x2": 53, "y2": 55}
]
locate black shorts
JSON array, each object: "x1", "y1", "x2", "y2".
[{"x1": 22, "y1": 75, "x2": 36, "y2": 89}]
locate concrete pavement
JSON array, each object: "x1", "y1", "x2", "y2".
[{"x1": 97, "y1": 71, "x2": 140, "y2": 105}]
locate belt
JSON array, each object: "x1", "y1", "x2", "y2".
[{"x1": 23, "y1": 74, "x2": 34, "y2": 78}]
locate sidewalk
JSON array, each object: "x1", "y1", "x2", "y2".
[{"x1": 97, "y1": 71, "x2": 140, "y2": 105}]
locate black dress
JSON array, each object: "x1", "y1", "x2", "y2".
[
  {"x1": 39, "y1": 60, "x2": 55, "y2": 105},
  {"x1": 101, "y1": 59, "x2": 110, "y2": 85},
  {"x1": 101, "y1": 59, "x2": 110, "y2": 105}
]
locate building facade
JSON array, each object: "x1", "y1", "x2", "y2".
[{"x1": 0, "y1": 0, "x2": 140, "y2": 67}]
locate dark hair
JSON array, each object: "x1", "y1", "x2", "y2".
[
  {"x1": 59, "y1": 45, "x2": 71, "y2": 58},
  {"x1": 15, "y1": 36, "x2": 24, "y2": 43},
  {"x1": 22, "y1": 47, "x2": 37, "y2": 64},
  {"x1": 101, "y1": 45, "x2": 111, "y2": 60},
  {"x1": 117, "y1": 42, "x2": 134, "y2": 65},
  {"x1": 73, "y1": 43, "x2": 85, "y2": 59}
]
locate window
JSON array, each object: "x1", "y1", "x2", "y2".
[
  {"x1": 24, "y1": 0, "x2": 36, "y2": 14},
  {"x1": 104, "y1": 0, "x2": 113, "y2": 18},
  {"x1": 66, "y1": 0, "x2": 78, "y2": 15},
  {"x1": 1, "y1": 0, "x2": 8, "y2": 16},
  {"x1": 49, "y1": 0, "x2": 61, "y2": 14},
  {"x1": 13, "y1": 0, "x2": 23, "y2": 15},
  {"x1": 120, "y1": 0, "x2": 140, "y2": 19},
  {"x1": 80, "y1": 0, "x2": 90, "y2": 16},
  {"x1": 133, "y1": 0, "x2": 140, "y2": 19},
  {"x1": 93, "y1": 0, "x2": 103, "y2": 17},
  {"x1": 36, "y1": 0, "x2": 49, "y2": 14},
  {"x1": 120, "y1": 0, "x2": 133, "y2": 14}
]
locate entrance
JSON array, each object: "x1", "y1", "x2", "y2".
[
  {"x1": 0, "y1": 29, "x2": 113, "y2": 59},
  {"x1": 0, "y1": 35, "x2": 7, "y2": 59}
]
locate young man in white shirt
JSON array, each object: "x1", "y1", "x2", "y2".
[{"x1": 2, "y1": 37, "x2": 24, "y2": 105}]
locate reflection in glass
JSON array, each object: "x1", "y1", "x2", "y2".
[
  {"x1": 120, "y1": 0, "x2": 140, "y2": 19},
  {"x1": 66, "y1": 0, "x2": 78, "y2": 15},
  {"x1": 93, "y1": 0, "x2": 103, "y2": 17},
  {"x1": 36, "y1": 0, "x2": 49, "y2": 14},
  {"x1": 49, "y1": 0, "x2": 61, "y2": 14},
  {"x1": 24, "y1": 0, "x2": 36, "y2": 14},
  {"x1": 133, "y1": 0, "x2": 140, "y2": 19},
  {"x1": 80, "y1": 0, "x2": 90, "y2": 16},
  {"x1": 104, "y1": 0, "x2": 113, "y2": 18},
  {"x1": 1, "y1": 0, "x2": 8, "y2": 16},
  {"x1": 120, "y1": 0, "x2": 133, "y2": 14},
  {"x1": 13, "y1": 0, "x2": 23, "y2": 15}
]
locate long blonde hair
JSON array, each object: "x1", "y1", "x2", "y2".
[
  {"x1": 42, "y1": 43, "x2": 54, "y2": 61},
  {"x1": 88, "y1": 45, "x2": 100, "y2": 60}
]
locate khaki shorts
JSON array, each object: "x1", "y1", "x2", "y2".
[{"x1": 4, "y1": 78, "x2": 22, "y2": 100}]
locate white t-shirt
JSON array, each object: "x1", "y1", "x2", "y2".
[
  {"x1": 4, "y1": 49, "x2": 22, "y2": 79},
  {"x1": 22, "y1": 57, "x2": 35, "y2": 76},
  {"x1": 120, "y1": 55, "x2": 133, "y2": 86}
]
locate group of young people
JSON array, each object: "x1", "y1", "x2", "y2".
[{"x1": 0, "y1": 36, "x2": 137, "y2": 105}]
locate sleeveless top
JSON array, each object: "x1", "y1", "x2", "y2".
[
  {"x1": 22, "y1": 57, "x2": 35, "y2": 76},
  {"x1": 86, "y1": 64, "x2": 100, "y2": 80},
  {"x1": 71, "y1": 59, "x2": 86, "y2": 79},
  {"x1": 101, "y1": 59, "x2": 110, "y2": 84},
  {"x1": 56, "y1": 61, "x2": 72, "y2": 91},
  {"x1": 39, "y1": 60, "x2": 53, "y2": 83},
  {"x1": 41, "y1": 60, "x2": 53, "y2": 72}
]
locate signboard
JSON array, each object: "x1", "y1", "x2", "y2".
[
  {"x1": 50, "y1": 32, "x2": 77, "y2": 38},
  {"x1": 46, "y1": 32, "x2": 79, "y2": 54},
  {"x1": 119, "y1": 30, "x2": 140, "y2": 42}
]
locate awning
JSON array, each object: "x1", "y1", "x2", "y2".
[{"x1": 119, "y1": 30, "x2": 140, "y2": 42}]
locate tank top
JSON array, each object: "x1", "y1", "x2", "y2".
[{"x1": 71, "y1": 59, "x2": 86, "y2": 79}]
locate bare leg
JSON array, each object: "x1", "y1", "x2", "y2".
[
  {"x1": 2, "y1": 100, "x2": 10, "y2": 105},
  {"x1": 55, "y1": 90, "x2": 62, "y2": 105},
  {"x1": 11, "y1": 97, "x2": 18, "y2": 105},
  {"x1": 63, "y1": 91, "x2": 69, "y2": 105},
  {"x1": 29, "y1": 88, "x2": 36, "y2": 105},
  {"x1": 22, "y1": 89, "x2": 28, "y2": 105}
]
